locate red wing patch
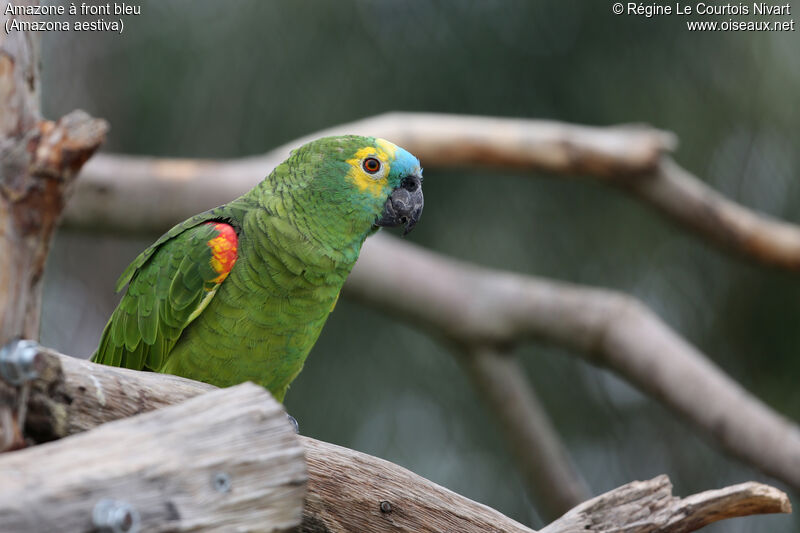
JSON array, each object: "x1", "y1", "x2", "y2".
[{"x1": 205, "y1": 222, "x2": 238, "y2": 284}]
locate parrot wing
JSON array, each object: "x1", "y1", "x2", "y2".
[{"x1": 92, "y1": 220, "x2": 239, "y2": 371}]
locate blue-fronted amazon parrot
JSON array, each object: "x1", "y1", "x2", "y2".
[{"x1": 92, "y1": 136, "x2": 423, "y2": 402}]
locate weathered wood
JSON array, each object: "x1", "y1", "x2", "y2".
[
  {"x1": 540, "y1": 475, "x2": 792, "y2": 533},
  {"x1": 0, "y1": 5, "x2": 107, "y2": 344},
  {"x1": 348, "y1": 234, "x2": 800, "y2": 493},
  {"x1": 0, "y1": 349, "x2": 792, "y2": 532},
  {"x1": 13, "y1": 347, "x2": 215, "y2": 443},
  {"x1": 299, "y1": 436, "x2": 534, "y2": 533},
  {"x1": 1, "y1": 3, "x2": 107, "y2": 453},
  {"x1": 0, "y1": 382, "x2": 306, "y2": 533}
]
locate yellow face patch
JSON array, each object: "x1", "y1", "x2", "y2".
[{"x1": 345, "y1": 139, "x2": 398, "y2": 197}]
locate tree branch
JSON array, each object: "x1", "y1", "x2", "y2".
[
  {"x1": 65, "y1": 112, "x2": 673, "y2": 233},
  {"x1": 56, "y1": 112, "x2": 800, "y2": 491},
  {"x1": 0, "y1": 6, "x2": 107, "y2": 344},
  {"x1": 65, "y1": 112, "x2": 800, "y2": 271},
  {"x1": 346, "y1": 234, "x2": 800, "y2": 492},
  {"x1": 540, "y1": 475, "x2": 791, "y2": 533},
  {"x1": 624, "y1": 157, "x2": 800, "y2": 270},
  {"x1": 457, "y1": 347, "x2": 591, "y2": 520},
  {"x1": 1, "y1": 2, "x2": 106, "y2": 453},
  {"x1": 0, "y1": 349, "x2": 791, "y2": 533}
]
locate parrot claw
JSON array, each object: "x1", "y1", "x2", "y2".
[{"x1": 287, "y1": 414, "x2": 300, "y2": 434}]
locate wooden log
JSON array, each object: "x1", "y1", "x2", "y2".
[
  {"x1": 299, "y1": 436, "x2": 535, "y2": 533},
  {"x1": 0, "y1": 382, "x2": 306, "y2": 533},
  {"x1": 12, "y1": 346, "x2": 215, "y2": 443},
  {"x1": 0, "y1": 349, "x2": 791, "y2": 532}
]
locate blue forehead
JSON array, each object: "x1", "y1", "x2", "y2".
[{"x1": 391, "y1": 146, "x2": 422, "y2": 178}]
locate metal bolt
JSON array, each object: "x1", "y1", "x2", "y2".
[
  {"x1": 92, "y1": 499, "x2": 140, "y2": 533},
  {"x1": 379, "y1": 500, "x2": 393, "y2": 513},
  {"x1": 213, "y1": 471, "x2": 232, "y2": 493},
  {"x1": 286, "y1": 413, "x2": 299, "y2": 434},
  {"x1": 0, "y1": 339, "x2": 42, "y2": 385}
]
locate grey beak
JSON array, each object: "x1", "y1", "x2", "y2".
[{"x1": 375, "y1": 175, "x2": 424, "y2": 236}]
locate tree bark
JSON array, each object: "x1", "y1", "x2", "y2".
[
  {"x1": 0, "y1": 5, "x2": 107, "y2": 344},
  {"x1": 0, "y1": 349, "x2": 791, "y2": 532},
  {"x1": 66, "y1": 112, "x2": 800, "y2": 271},
  {"x1": 0, "y1": 382, "x2": 306, "y2": 533},
  {"x1": 539, "y1": 475, "x2": 791, "y2": 533}
]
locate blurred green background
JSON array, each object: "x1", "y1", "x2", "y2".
[{"x1": 37, "y1": 1, "x2": 798, "y2": 531}]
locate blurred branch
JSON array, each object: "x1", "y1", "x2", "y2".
[
  {"x1": 61, "y1": 112, "x2": 800, "y2": 494},
  {"x1": 67, "y1": 112, "x2": 800, "y2": 272},
  {"x1": 1, "y1": 349, "x2": 791, "y2": 533},
  {"x1": 347, "y1": 234, "x2": 800, "y2": 492},
  {"x1": 65, "y1": 112, "x2": 673, "y2": 233},
  {"x1": 624, "y1": 157, "x2": 800, "y2": 270},
  {"x1": 458, "y1": 347, "x2": 591, "y2": 520}
]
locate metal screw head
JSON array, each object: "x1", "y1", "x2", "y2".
[
  {"x1": 92, "y1": 499, "x2": 140, "y2": 533},
  {"x1": 0, "y1": 339, "x2": 42, "y2": 385},
  {"x1": 213, "y1": 472, "x2": 232, "y2": 493},
  {"x1": 379, "y1": 500, "x2": 393, "y2": 513},
  {"x1": 286, "y1": 414, "x2": 299, "y2": 434}
]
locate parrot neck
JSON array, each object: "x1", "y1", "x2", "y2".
[{"x1": 246, "y1": 178, "x2": 373, "y2": 268}]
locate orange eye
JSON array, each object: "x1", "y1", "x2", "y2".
[{"x1": 362, "y1": 157, "x2": 381, "y2": 174}]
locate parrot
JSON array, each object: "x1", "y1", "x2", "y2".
[{"x1": 92, "y1": 135, "x2": 423, "y2": 402}]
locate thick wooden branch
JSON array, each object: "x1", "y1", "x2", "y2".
[
  {"x1": 299, "y1": 436, "x2": 535, "y2": 533},
  {"x1": 0, "y1": 349, "x2": 790, "y2": 532},
  {"x1": 347, "y1": 234, "x2": 800, "y2": 492},
  {"x1": 65, "y1": 112, "x2": 800, "y2": 271},
  {"x1": 0, "y1": 7, "x2": 107, "y2": 343},
  {"x1": 16, "y1": 347, "x2": 215, "y2": 442},
  {"x1": 0, "y1": 382, "x2": 306, "y2": 532}
]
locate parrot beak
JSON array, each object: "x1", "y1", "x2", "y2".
[{"x1": 375, "y1": 174, "x2": 424, "y2": 236}]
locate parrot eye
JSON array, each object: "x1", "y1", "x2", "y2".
[{"x1": 362, "y1": 157, "x2": 381, "y2": 174}]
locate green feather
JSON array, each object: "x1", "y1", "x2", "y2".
[{"x1": 93, "y1": 135, "x2": 423, "y2": 403}]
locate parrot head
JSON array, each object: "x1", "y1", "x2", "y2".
[{"x1": 280, "y1": 135, "x2": 424, "y2": 239}]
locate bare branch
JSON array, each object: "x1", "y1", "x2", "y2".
[
  {"x1": 65, "y1": 112, "x2": 674, "y2": 233},
  {"x1": 1, "y1": 4, "x2": 106, "y2": 453},
  {"x1": 346, "y1": 234, "x2": 800, "y2": 492},
  {"x1": 55, "y1": 112, "x2": 800, "y2": 491},
  {"x1": 541, "y1": 475, "x2": 791, "y2": 533},
  {"x1": 0, "y1": 348, "x2": 535, "y2": 533},
  {"x1": 1, "y1": 349, "x2": 791, "y2": 533},
  {"x1": 1, "y1": 7, "x2": 108, "y2": 343},
  {"x1": 623, "y1": 157, "x2": 800, "y2": 270},
  {"x1": 66, "y1": 112, "x2": 800, "y2": 271},
  {"x1": 299, "y1": 436, "x2": 536, "y2": 533},
  {"x1": 458, "y1": 347, "x2": 591, "y2": 520}
]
